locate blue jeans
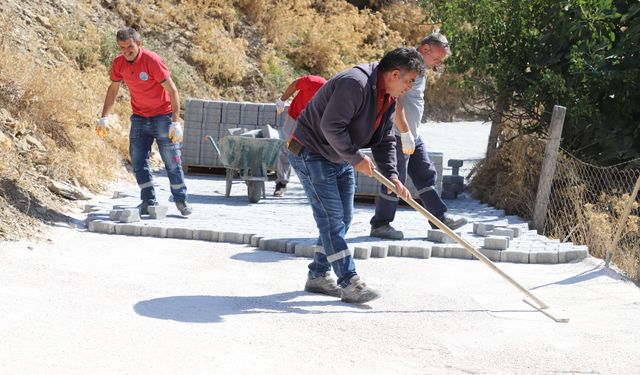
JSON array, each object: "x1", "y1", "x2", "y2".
[
  {"x1": 288, "y1": 149, "x2": 356, "y2": 287},
  {"x1": 370, "y1": 135, "x2": 447, "y2": 229},
  {"x1": 129, "y1": 113, "x2": 188, "y2": 203}
]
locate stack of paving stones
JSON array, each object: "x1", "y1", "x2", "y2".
[
  {"x1": 83, "y1": 174, "x2": 589, "y2": 265},
  {"x1": 182, "y1": 99, "x2": 286, "y2": 169},
  {"x1": 354, "y1": 149, "x2": 444, "y2": 199},
  {"x1": 441, "y1": 159, "x2": 465, "y2": 199}
]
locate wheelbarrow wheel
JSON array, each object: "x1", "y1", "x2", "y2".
[{"x1": 247, "y1": 180, "x2": 264, "y2": 203}]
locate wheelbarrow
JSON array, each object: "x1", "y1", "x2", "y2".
[{"x1": 207, "y1": 135, "x2": 283, "y2": 203}]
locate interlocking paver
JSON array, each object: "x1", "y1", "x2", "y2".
[{"x1": 84, "y1": 172, "x2": 590, "y2": 264}]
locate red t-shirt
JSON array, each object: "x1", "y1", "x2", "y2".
[
  {"x1": 110, "y1": 48, "x2": 173, "y2": 117},
  {"x1": 288, "y1": 75, "x2": 326, "y2": 119}
]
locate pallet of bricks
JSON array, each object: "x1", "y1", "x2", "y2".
[
  {"x1": 354, "y1": 149, "x2": 443, "y2": 200},
  {"x1": 182, "y1": 99, "x2": 286, "y2": 173}
]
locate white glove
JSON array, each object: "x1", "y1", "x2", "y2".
[
  {"x1": 276, "y1": 97, "x2": 285, "y2": 114},
  {"x1": 168, "y1": 122, "x2": 183, "y2": 143},
  {"x1": 96, "y1": 117, "x2": 109, "y2": 138},
  {"x1": 400, "y1": 131, "x2": 415, "y2": 155}
]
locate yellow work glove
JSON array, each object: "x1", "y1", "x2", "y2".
[
  {"x1": 276, "y1": 97, "x2": 285, "y2": 115},
  {"x1": 96, "y1": 117, "x2": 109, "y2": 138},
  {"x1": 168, "y1": 122, "x2": 183, "y2": 143},
  {"x1": 400, "y1": 131, "x2": 415, "y2": 155}
]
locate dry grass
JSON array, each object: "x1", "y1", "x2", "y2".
[
  {"x1": 423, "y1": 71, "x2": 472, "y2": 121},
  {"x1": 467, "y1": 130, "x2": 544, "y2": 218},
  {"x1": 470, "y1": 124, "x2": 640, "y2": 282},
  {"x1": 0, "y1": 0, "x2": 457, "y2": 241}
]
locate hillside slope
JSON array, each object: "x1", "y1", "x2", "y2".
[{"x1": 0, "y1": 0, "x2": 432, "y2": 240}]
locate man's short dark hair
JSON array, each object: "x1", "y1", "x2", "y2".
[
  {"x1": 378, "y1": 47, "x2": 425, "y2": 77},
  {"x1": 116, "y1": 27, "x2": 141, "y2": 42}
]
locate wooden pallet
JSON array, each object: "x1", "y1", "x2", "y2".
[{"x1": 184, "y1": 164, "x2": 227, "y2": 176}]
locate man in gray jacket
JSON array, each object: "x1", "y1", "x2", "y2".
[
  {"x1": 370, "y1": 33, "x2": 467, "y2": 240},
  {"x1": 287, "y1": 47, "x2": 425, "y2": 304}
]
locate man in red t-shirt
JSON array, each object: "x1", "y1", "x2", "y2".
[
  {"x1": 273, "y1": 75, "x2": 326, "y2": 196},
  {"x1": 97, "y1": 27, "x2": 192, "y2": 216}
]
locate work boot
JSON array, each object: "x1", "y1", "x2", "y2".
[
  {"x1": 370, "y1": 224, "x2": 404, "y2": 240},
  {"x1": 304, "y1": 273, "x2": 342, "y2": 298},
  {"x1": 436, "y1": 215, "x2": 467, "y2": 230},
  {"x1": 137, "y1": 199, "x2": 158, "y2": 215},
  {"x1": 273, "y1": 182, "x2": 287, "y2": 197},
  {"x1": 175, "y1": 201, "x2": 193, "y2": 216},
  {"x1": 341, "y1": 276, "x2": 380, "y2": 304}
]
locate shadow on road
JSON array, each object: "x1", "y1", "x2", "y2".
[{"x1": 134, "y1": 291, "x2": 531, "y2": 323}]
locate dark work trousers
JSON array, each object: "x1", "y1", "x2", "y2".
[{"x1": 370, "y1": 135, "x2": 447, "y2": 229}]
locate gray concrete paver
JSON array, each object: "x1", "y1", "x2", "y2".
[{"x1": 84, "y1": 172, "x2": 590, "y2": 264}]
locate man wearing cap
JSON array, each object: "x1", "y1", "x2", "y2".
[{"x1": 370, "y1": 33, "x2": 467, "y2": 240}]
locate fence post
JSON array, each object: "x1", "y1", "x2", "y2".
[
  {"x1": 533, "y1": 105, "x2": 566, "y2": 233},
  {"x1": 605, "y1": 175, "x2": 640, "y2": 268}
]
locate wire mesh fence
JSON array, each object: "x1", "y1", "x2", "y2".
[{"x1": 543, "y1": 151, "x2": 640, "y2": 281}]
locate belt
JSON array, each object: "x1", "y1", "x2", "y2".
[{"x1": 287, "y1": 138, "x2": 305, "y2": 156}]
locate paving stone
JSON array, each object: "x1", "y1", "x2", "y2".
[
  {"x1": 148, "y1": 206, "x2": 168, "y2": 220},
  {"x1": 119, "y1": 209, "x2": 140, "y2": 223},
  {"x1": 388, "y1": 244, "x2": 403, "y2": 257},
  {"x1": 354, "y1": 246, "x2": 371, "y2": 259},
  {"x1": 242, "y1": 233, "x2": 254, "y2": 244},
  {"x1": 166, "y1": 228, "x2": 193, "y2": 240},
  {"x1": 530, "y1": 250, "x2": 559, "y2": 264},
  {"x1": 492, "y1": 228, "x2": 514, "y2": 239},
  {"x1": 509, "y1": 226, "x2": 524, "y2": 238},
  {"x1": 109, "y1": 210, "x2": 123, "y2": 221},
  {"x1": 88, "y1": 220, "x2": 115, "y2": 234},
  {"x1": 477, "y1": 248, "x2": 502, "y2": 262},
  {"x1": 221, "y1": 231, "x2": 243, "y2": 244},
  {"x1": 431, "y1": 245, "x2": 447, "y2": 258},
  {"x1": 142, "y1": 226, "x2": 167, "y2": 238},
  {"x1": 270, "y1": 239, "x2": 288, "y2": 253},
  {"x1": 194, "y1": 229, "x2": 219, "y2": 242},
  {"x1": 258, "y1": 238, "x2": 271, "y2": 251},
  {"x1": 427, "y1": 229, "x2": 456, "y2": 243},
  {"x1": 559, "y1": 247, "x2": 589, "y2": 262},
  {"x1": 484, "y1": 236, "x2": 509, "y2": 250},
  {"x1": 285, "y1": 242, "x2": 296, "y2": 254},
  {"x1": 445, "y1": 246, "x2": 473, "y2": 260},
  {"x1": 115, "y1": 223, "x2": 141, "y2": 236},
  {"x1": 294, "y1": 243, "x2": 313, "y2": 257},
  {"x1": 403, "y1": 246, "x2": 431, "y2": 259},
  {"x1": 500, "y1": 250, "x2": 530, "y2": 263},
  {"x1": 474, "y1": 223, "x2": 495, "y2": 236},
  {"x1": 371, "y1": 245, "x2": 388, "y2": 258},
  {"x1": 251, "y1": 235, "x2": 263, "y2": 247}
]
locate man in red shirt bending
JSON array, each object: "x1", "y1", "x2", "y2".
[
  {"x1": 273, "y1": 75, "x2": 326, "y2": 197},
  {"x1": 97, "y1": 28, "x2": 192, "y2": 216}
]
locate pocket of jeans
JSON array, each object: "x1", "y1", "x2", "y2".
[{"x1": 305, "y1": 157, "x2": 338, "y2": 183}]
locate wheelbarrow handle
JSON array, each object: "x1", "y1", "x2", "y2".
[{"x1": 205, "y1": 135, "x2": 222, "y2": 158}]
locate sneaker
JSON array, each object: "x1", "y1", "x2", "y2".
[
  {"x1": 137, "y1": 199, "x2": 158, "y2": 215},
  {"x1": 341, "y1": 276, "x2": 380, "y2": 304},
  {"x1": 370, "y1": 224, "x2": 404, "y2": 240},
  {"x1": 439, "y1": 215, "x2": 467, "y2": 230},
  {"x1": 273, "y1": 182, "x2": 287, "y2": 197},
  {"x1": 304, "y1": 273, "x2": 342, "y2": 298},
  {"x1": 175, "y1": 201, "x2": 193, "y2": 216}
]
